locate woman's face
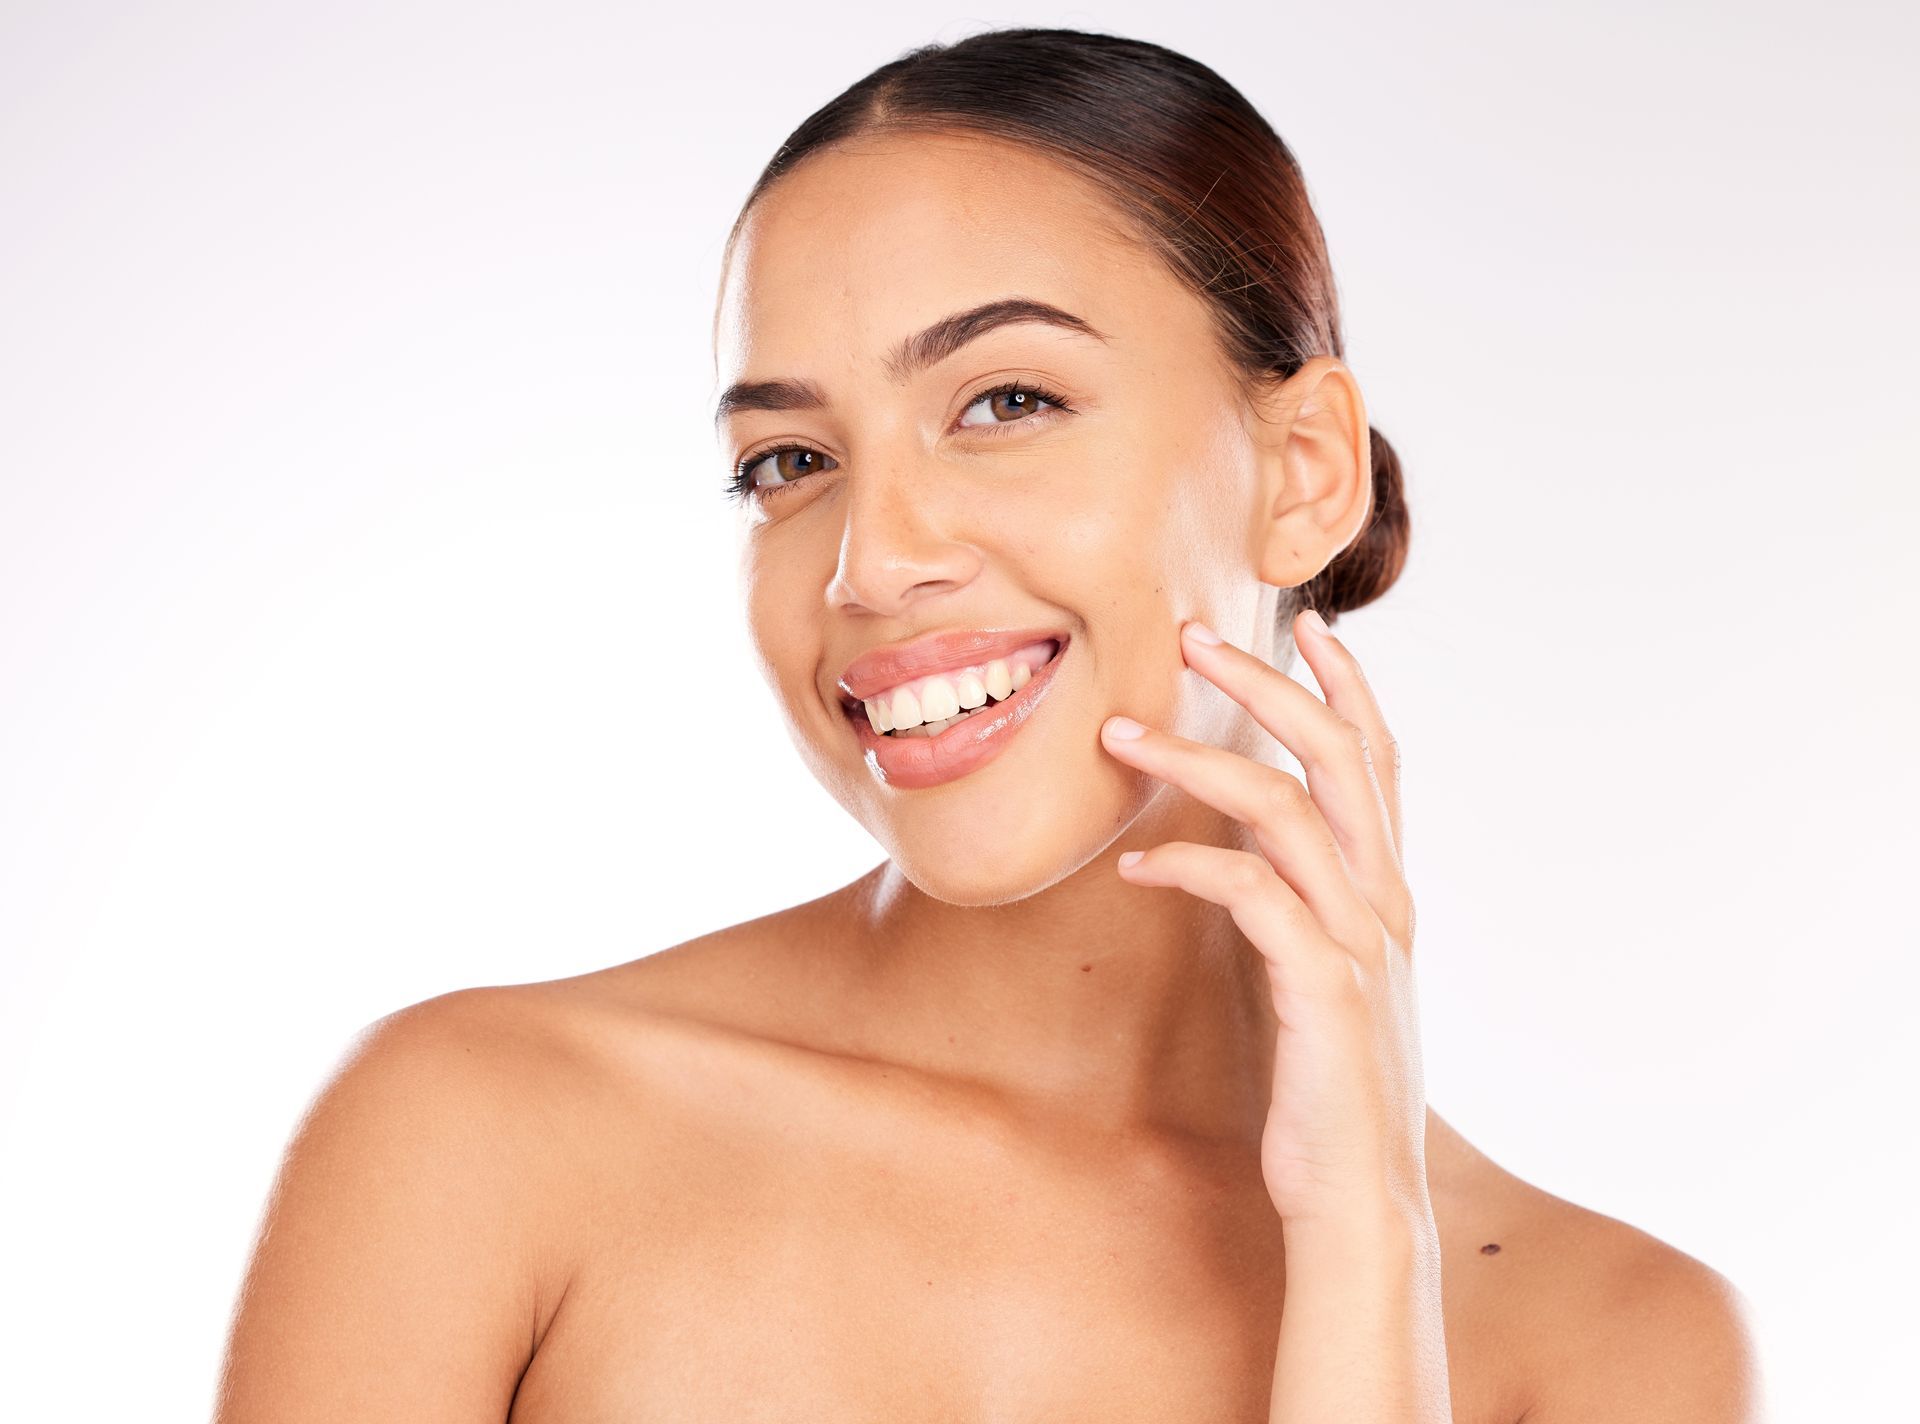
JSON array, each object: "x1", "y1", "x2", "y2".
[{"x1": 712, "y1": 129, "x2": 1297, "y2": 906}]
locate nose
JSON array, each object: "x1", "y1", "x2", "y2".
[{"x1": 824, "y1": 464, "x2": 983, "y2": 617}]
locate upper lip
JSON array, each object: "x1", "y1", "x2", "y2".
[{"x1": 837, "y1": 627, "x2": 1069, "y2": 705}]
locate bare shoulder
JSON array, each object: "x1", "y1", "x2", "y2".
[
  {"x1": 1511, "y1": 1196, "x2": 1761, "y2": 1422},
  {"x1": 1427, "y1": 1116, "x2": 1764, "y2": 1424},
  {"x1": 346, "y1": 898, "x2": 847, "y2": 1138},
  {"x1": 215, "y1": 982, "x2": 603, "y2": 1421},
  {"x1": 219, "y1": 892, "x2": 867, "y2": 1422},
  {"x1": 304, "y1": 976, "x2": 625, "y2": 1160},
  {"x1": 283, "y1": 977, "x2": 613, "y2": 1228},
  {"x1": 360, "y1": 880, "x2": 838, "y2": 1071},
  {"x1": 330, "y1": 943, "x2": 783, "y2": 1127}
]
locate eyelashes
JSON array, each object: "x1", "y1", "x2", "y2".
[{"x1": 722, "y1": 378, "x2": 1076, "y2": 505}]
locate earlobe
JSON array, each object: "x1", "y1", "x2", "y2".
[{"x1": 1249, "y1": 357, "x2": 1374, "y2": 591}]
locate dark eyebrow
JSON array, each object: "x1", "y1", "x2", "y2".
[{"x1": 712, "y1": 297, "x2": 1108, "y2": 429}]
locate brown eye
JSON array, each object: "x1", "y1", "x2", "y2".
[
  {"x1": 724, "y1": 379, "x2": 1075, "y2": 508},
  {"x1": 732, "y1": 445, "x2": 837, "y2": 499},
  {"x1": 956, "y1": 381, "x2": 1072, "y2": 430}
]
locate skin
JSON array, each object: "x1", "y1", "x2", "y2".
[{"x1": 213, "y1": 130, "x2": 1764, "y2": 1422}]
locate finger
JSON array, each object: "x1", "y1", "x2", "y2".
[
  {"x1": 1289, "y1": 608, "x2": 1405, "y2": 860},
  {"x1": 1101, "y1": 715, "x2": 1381, "y2": 953},
  {"x1": 1178, "y1": 620, "x2": 1406, "y2": 928},
  {"x1": 1116, "y1": 840, "x2": 1359, "y2": 1004}
]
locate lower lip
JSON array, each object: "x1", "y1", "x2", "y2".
[{"x1": 848, "y1": 638, "x2": 1070, "y2": 790}]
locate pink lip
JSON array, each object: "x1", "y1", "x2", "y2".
[
  {"x1": 847, "y1": 637, "x2": 1070, "y2": 790},
  {"x1": 838, "y1": 626, "x2": 1070, "y2": 704}
]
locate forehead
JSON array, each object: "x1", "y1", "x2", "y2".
[{"x1": 712, "y1": 130, "x2": 1186, "y2": 379}]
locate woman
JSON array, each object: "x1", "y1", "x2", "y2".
[{"x1": 214, "y1": 27, "x2": 1759, "y2": 1422}]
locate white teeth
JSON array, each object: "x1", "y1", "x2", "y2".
[
  {"x1": 858, "y1": 639, "x2": 1062, "y2": 737},
  {"x1": 984, "y1": 659, "x2": 1013, "y2": 700},
  {"x1": 889, "y1": 685, "x2": 923, "y2": 731},
  {"x1": 918, "y1": 676, "x2": 961, "y2": 722}
]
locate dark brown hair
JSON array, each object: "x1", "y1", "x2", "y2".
[{"x1": 725, "y1": 26, "x2": 1409, "y2": 628}]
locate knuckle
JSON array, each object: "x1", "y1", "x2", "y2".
[
  {"x1": 1227, "y1": 854, "x2": 1272, "y2": 896},
  {"x1": 1318, "y1": 949, "x2": 1370, "y2": 1004},
  {"x1": 1336, "y1": 716, "x2": 1369, "y2": 755},
  {"x1": 1258, "y1": 772, "x2": 1305, "y2": 818}
]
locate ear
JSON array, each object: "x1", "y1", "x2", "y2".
[{"x1": 1245, "y1": 356, "x2": 1374, "y2": 591}]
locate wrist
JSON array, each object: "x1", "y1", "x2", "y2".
[{"x1": 1281, "y1": 1192, "x2": 1439, "y2": 1267}]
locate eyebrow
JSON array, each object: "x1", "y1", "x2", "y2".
[{"x1": 712, "y1": 297, "x2": 1109, "y2": 429}]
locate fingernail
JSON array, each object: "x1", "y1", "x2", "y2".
[
  {"x1": 1302, "y1": 608, "x2": 1330, "y2": 637},
  {"x1": 1184, "y1": 620, "x2": 1223, "y2": 645},
  {"x1": 1104, "y1": 715, "x2": 1147, "y2": 740},
  {"x1": 1118, "y1": 850, "x2": 1144, "y2": 869}
]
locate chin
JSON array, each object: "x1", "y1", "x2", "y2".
[
  {"x1": 883, "y1": 849, "x2": 1081, "y2": 909},
  {"x1": 868, "y1": 788, "x2": 1135, "y2": 908},
  {"x1": 787, "y1": 649, "x2": 1160, "y2": 903}
]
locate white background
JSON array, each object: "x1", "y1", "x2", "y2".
[{"x1": 3, "y1": 1, "x2": 1914, "y2": 1416}]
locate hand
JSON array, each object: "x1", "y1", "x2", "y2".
[{"x1": 1100, "y1": 609, "x2": 1428, "y2": 1231}]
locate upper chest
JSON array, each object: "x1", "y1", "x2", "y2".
[
  {"x1": 514, "y1": 1113, "x2": 1285, "y2": 1421},
  {"x1": 504, "y1": 1026, "x2": 1531, "y2": 1424}
]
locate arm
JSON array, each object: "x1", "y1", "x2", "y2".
[
  {"x1": 212, "y1": 990, "x2": 566, "y2": 1423},
  {"x1": 1269, "y1": 1202, "x2": 1452, "y2": 1424},
  {"x1": 1099, "y1": 611, "x2": 1451, "y2": 1419},
  {"x1": 1103, "y1": 611, "x2": 1758, "y2": 1422}
]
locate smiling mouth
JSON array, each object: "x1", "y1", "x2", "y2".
[{"x1": 843, "y1": 637, "x2": 1066, "y2": 738}]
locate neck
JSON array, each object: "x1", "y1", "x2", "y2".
[{"x1": 833, "y1": 788, "x2": 1280, "y2": 1146}]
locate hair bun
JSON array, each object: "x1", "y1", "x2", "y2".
[{"x1": 1298, "y1": 425, "x2": 1409, "y2": 625}]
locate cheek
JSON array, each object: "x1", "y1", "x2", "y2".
[
  {"x1": 739, "y1": 547, "x2": 820, "y2": 697},
  {"x1": 1043, "y1": 428, "x2": 1244, "y2": 611}
]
